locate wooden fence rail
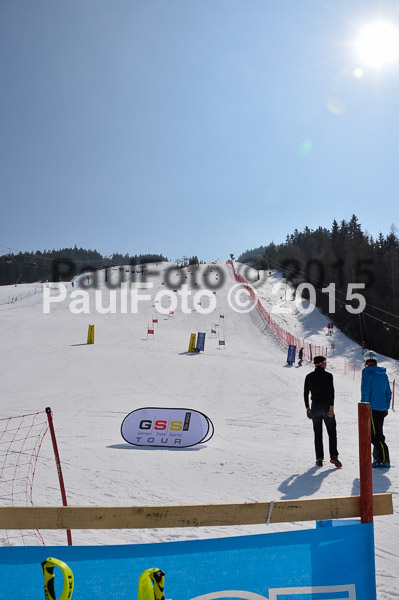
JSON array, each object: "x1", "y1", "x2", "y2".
[{"x1": 0, "y1": 493, "x2": 392, "y2": 530}]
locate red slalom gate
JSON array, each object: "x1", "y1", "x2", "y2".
[
  {"x1": 358, "y1": 402, "x2": 373, "y2": 523},
  {"x1": 46, "y1": 407, "x2": 72, "y2": 545}
]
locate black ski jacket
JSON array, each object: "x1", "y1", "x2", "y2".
[{"x1": 304, "y1": 367, "x2": 334, "y2": 410}]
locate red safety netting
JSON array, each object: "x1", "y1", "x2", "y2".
[
  {"x1": 0, "y1": 411, "x2": 49, "y2": 546},
  {"x1": 227, "y1": 261, "x2": 328, "y2": 359},
  {"x1": 226, "y1": 262, "x2": 396, "y2": 400}
]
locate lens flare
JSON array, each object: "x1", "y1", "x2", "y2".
[
  {"x1": 355, "y1": 21, "x2": 399, "y2": 68},
  {"x1": 299, "y1": 140, "x2": 313, "y2": 157},
  {"x1": 326, "y1": 98, "x2": 346, "y2": 115}
]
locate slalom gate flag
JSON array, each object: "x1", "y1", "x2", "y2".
[
  {"x1": 188, "y1": 333, "x2": 196, "y2": 353},
  {"x1": 287, "y1": 344, "x2": 296, "y2": 365},
  {"x1": 87, "y1": 324, "x2": 94, "y2": 344},
  {"x1": 0, "y1": 521, "x2": 376, "y2": 600},
  {"x1": 121, "y1": 407, "x2": 214, "y2": 448},
  {"x1": 195, "y1": 332, "x2": 206, "y2": 352}
]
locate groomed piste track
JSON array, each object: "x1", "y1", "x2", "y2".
[{"x1": 0, "y1": 262, "x2": 397, "y2": 599}]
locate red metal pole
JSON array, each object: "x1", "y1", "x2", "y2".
[
  {"x1": 46, "y1": 407, "x2": 72, "y2": 545},
  {"x1": 358, "y1": 402, "x2": 373, "y2": 524}
]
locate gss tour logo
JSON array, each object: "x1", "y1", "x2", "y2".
[{"x1": 121, "y1": 407, "x2": 214, "y2": 448}]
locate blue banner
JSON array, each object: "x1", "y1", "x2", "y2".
[
  {"x1": 287, "y1": 344, "x2": 296, "y2": 365},
  {"x1": 196, "y1": 332, "x2": 206, "y2": 352},
  {"x1": 0, "y1": 521, "x2": 376, "y2": 600}
]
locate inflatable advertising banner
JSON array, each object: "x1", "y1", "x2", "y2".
[
  {"x1": 0, "y1": 521, "x2": 376, "y2": 600},
  {"x1": 121, "y1": 407, "x2": 214, "y2": 448}
]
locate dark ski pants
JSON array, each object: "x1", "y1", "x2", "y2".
[
  {"x1": 311, "y1": 405, "x2": 339, "y2": 460},
  {"x1": 371, "y1": 410, "x2": 390, "y2": 464}
]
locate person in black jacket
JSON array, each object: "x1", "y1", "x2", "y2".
[
  {"x1": 298, "y1": 347, "x2": 304, "y2": 366},
  {"x1": 304, "y1": 356, "x2": 342, "y2": 468}
]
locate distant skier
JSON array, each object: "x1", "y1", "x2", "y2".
[
  {"x1": 304, "y1": 356, "x2": 342, "y2": 468},
  {"x1": 361, "y1": 350, "x2": 391, "y2": 468},
  {"x1": 361, "y1": 341, "x2": 367, "y2": 355},
  {"x1": 298, "y1": 347, "x2": 304, "y2": 366}
]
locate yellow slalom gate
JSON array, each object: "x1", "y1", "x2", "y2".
[
  {"x1": 138, "y1": 568, "x2": 165, "y2": 600},
  {"x1": 87, "y1": 324, "x2": 95, "y2": 344},
  {"x1": 41, "y1": 557, "x2": 74, "y2": 600},
  {"x1": 188, "y1": 333, "x2": 196, "y2": 352},
  {"x1": 41, "y1": 558, "x2": 164, "y2": 600}
]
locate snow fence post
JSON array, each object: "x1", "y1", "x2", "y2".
[
  {"x1": 392, "y1": 380, "x2": 395, "y2": 411},
  {"x1": 46, "y1": 407, "x2": 73, "y2": 545},
  {"x1": 358, "y1": 402, "x2": 373, "y2": 524}
]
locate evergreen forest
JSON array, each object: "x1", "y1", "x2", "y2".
[
  {"x1": 238, "y1": 215, "x2": 399, "y2": 359},
  {"x1": 0, "y1": 247, "x2": 169, "y2": 287}
]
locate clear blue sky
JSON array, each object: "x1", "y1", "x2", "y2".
[{"x1": 1, "y1": 0, "x2": 398, "y2": 262}]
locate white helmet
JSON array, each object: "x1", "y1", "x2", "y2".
[{"x1": 364, "y1": 350, "x2": 378, "y2": 365}]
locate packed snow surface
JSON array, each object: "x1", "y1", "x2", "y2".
[{"x1": 1, "y1": 262, "x2": 398, "y2": 599}]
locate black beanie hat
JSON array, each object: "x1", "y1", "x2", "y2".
[{"x1": 314, "y1": 356, "x2": 326, "y2": 366}]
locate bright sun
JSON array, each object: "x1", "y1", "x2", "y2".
[{"x1": 355, "y1": 21, "x2": 399, "y2": 68}]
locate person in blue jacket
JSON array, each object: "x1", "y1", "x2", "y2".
[{"x1": 361, "y1": 350, "x2": 391, "y2": 468}]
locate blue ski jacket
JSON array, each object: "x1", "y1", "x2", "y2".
[{"x1": 361, "y1": 365, "x2": 392, "y2": 411}]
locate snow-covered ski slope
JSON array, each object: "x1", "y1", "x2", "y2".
[{"x1": 1, "y1": 262, "x2": 398, "y2": 599}]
